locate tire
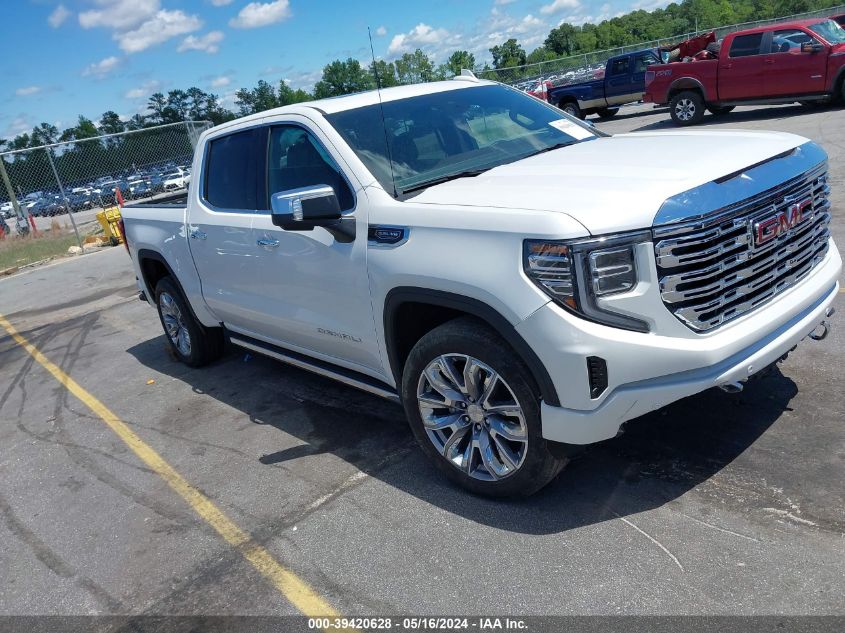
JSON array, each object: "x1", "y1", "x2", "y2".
[
  {"x1": 669, "y1": 90, "x2": 705, "y2": 126},
  {"x1": 401, "y1": 317, "x2": 568, "y2": 497},
  {"x1": 707, "y1": 105, "x2": 734, "y2": 116},
  {"x1": 596, "y1": 107, "x2": 619, "y2": 119},
  {"x1": 559, "y1": 100, "x2": 584, "y2": 119},
  {"x1": 154, "y1": 276, "x2": 223, "y2": 368}
]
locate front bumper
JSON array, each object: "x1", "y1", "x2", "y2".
[{"x1": 518, "y1": 246, "x2": 841, "y2": 445}]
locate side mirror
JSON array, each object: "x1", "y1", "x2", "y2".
[
  {"x1": 801, "y1": 42, "x2": 824, "y2": 53},
  {"x1": 270, "y1": 184, "x2": 355, "y2": 243}
]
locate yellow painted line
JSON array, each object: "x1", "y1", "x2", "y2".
[{"x1": 0, "y1": 314, "x2": 339, "y2": 618}]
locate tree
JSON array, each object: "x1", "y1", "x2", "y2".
[
  {"x1": 235, "y1": 79, "x2": 281, "y2": 115},
  {"x1": 490, "y1": 39, "x2": 526, "y2": 69},
  {"x1": 278, "y1": 81, "x2": 313, "y2": 105},
  {"x1": 443, "y1": 50, "x2": 476, "y2": 77},
  {"x1": 395, "y1": 49, "x2": 435, "y2": 84},
  {"x1": 544, "y1": 24, "x2": 580, "y2": 56},
  {"x1": 369, "y1": 60, "x2": 399, "y2": 88},
  {"x1": 99, "y1": 111, "x2": 125, "y2": 135},
  {"x1": 126, "y1": 114, "x2": 147, "y2": 131},
  {"x1": 70, "y1": 116, "x2": 98, "y2": 140},
  {"x1": 185, "y1": 87, "x2": 208, "y2": 121},
  {"x1": 147, "y1": 93, "x2": 168, "y2": 123},
  {"x1": 314, "y1": 58, "x2": 373, "y2": 98},
  {"x1": 30, "y1": 123, "x2": 59, "y2": 146}
]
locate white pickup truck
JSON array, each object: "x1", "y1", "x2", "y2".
[{"x1": 122, "y1": 77, "x2": 840, "y2": 496}]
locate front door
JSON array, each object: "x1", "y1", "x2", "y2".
[
  {"x1": 243, "y1": 118, "x2": 383, "y2": 374},
  {"x1": 763, "y1": 28, "x2": 828, "y2": 96}
]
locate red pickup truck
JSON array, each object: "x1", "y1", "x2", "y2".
[{"x1": 645, "y1": 18, "x2": 845, "y2": 125}]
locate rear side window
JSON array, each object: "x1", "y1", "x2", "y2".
[
  {"x1": 204, "y1": 129, "x2": 261, "y2": 211},
  {"x1": 729, "y1": 33, "x2": 763, "y2": 57}
]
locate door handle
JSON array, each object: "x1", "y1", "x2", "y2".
[
  {"x1": 190, "y1": 229, "x2": 207, "y2": 240},
  {"x1": 257, "y1": 238, "x2": 280, "y2": 247}
]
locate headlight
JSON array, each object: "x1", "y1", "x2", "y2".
[{"x1": 524, "y1": 232, "x2": 650, "y2": 332}]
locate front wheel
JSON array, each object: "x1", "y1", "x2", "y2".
[
  {"x1": 155, "y1": 276, "x2": 223, "y2": 367},
  {"x1": 669, "y1": 90, "x2": 705, "y2": 126},
  {"x1": 401, "y1": 317, "x2": 568, "y2": 497}
]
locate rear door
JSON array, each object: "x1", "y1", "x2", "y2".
[
  {"x1": 763, "y1": 28, "x2": 828, "y2": 96},
  {"x1": 606, "y1": 51, "x2": 660, "y2": 105},
  {"x1": 719, "y1": 32, "x2": 766, "y2": 100},
  {"x1": 187, "y1": 125, "x2": 264, "y2": 328}
]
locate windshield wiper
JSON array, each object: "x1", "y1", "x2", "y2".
[
  {"x1": 523, "y1": 141, "x2": 578, "y2": 158},
  {"x1": 400, "y1": 168, "x2": 490, "y2": 195}
]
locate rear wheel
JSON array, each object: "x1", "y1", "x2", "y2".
[
  {"x1": 596, "y1": 107, "x2": 619, "y2": 119},
  {"x1": 401, "y1": 317, "x2": 568, "y2": 497},
  {"x1": 669, "y1": 90, "x2": 705, "y2": 126},
  {"x1": 707, "y1": 105, "x2": 735, "y2": 116},
  {"x1": 154, "y1": 276, "x2": 223, "y2": 367},
  {"x1": 559, "y1": 100, "x2": 583, "y2": 119}
]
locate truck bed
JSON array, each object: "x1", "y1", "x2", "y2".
[{"x1": 124, "y1": 191, "x2": 188, "y2": 208}]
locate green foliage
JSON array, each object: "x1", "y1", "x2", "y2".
[
  {"x1": 490, "y1": 38, "x2": 527, "y2": 69},
  {"x1": 314, "y1": 58, "x2": 374, "y2": 98},
  {"x1": 370, "y1": 60, "x2": 400, "y2": 87},
  {"x1": 395, "y1": 49, "x2": 436, "y2": 84}
]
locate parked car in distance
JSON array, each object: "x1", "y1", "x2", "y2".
[
  {"x1": 127, "y1": 179, "x2": 154, "y2": 199},
  {"x1": 67, "y1": 191, "x2": 95, "y2": 211},
  {"x1": 122, "y1": 78, "x2": 840, "y2": 496},
  {"x1": 1, "y1": 201, "x2": 16, "y2": 219},
  {"x1": 546, "y1": 48, "x2": 664, "y2": 119},
  {"x1": 162, "y1": 169, "x2": 189, "y2": 191},
  {"x1": 645, "y1": 18, "x2": 845, "y2": 125},
  {"x1": 29, "y1": 197, "x2": 67, "y2": 217}
]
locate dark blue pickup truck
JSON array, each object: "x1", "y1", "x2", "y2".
[{"x1": 546, "y1": 48, "x2": 663, "y2": 119}]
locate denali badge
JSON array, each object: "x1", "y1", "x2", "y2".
[{"x1": 753, "y1": 199, "x2": 811, "y2": 246}]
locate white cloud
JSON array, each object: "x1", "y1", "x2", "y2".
[
  {"x1": 229, "y1": 0, "x2": 292, "y2": 29},
  {"x1": 4, "y1": 116, "x2": 31, "y2": 139},
  {"x1": 48, "y1": 4, "x2": 71, "y2": 28},
  {"x1": 387, "y1": 23, "x2": 460, "y2": 57},
  {"x1": 210, "y1": 75, "x2": 231, "y2": 88},
  {"x1": 375, "y1": 25, "x2": 387, "y2": 37},
  {"x1": 283, "y1": 69, "x2": 323, "y2": 92},
  {"x1": 540, "y1": 0, "x2": 580, "y2": 16},
  {"x1": 15, "y1": 86, "x2": 42, "y2": 97},
  {"x1": 494, "y1": 0, "x2": 517, "y2": 5},
  {"x1": 178, "y1": 30, "x2": 224, "y2": 53},
  {"x1": 124, "y1": 80, "x2": 162, "y2": 99},
  {"x1": 119, "y1": 10, "x2": 203, "y2": 53},
  {"x1": 632, "y1": 0, "x2": 673, "y2": 10},
  {"x1": 82, "y1": 56, "x2": 121, "y2": 78},
  {"x1": 79, "y1": 0, "x2": 160, "y2": 31},
  {"x1": 210, "y1": 0, "x2": 233, "y2": 5}
]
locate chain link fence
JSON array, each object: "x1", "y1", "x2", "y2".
[
  {"x1": 478, "y1": 4, "x2": 845, "y2": 90},
  {"x1": 0, "y1": 121, "x2": 210, "y2": 248}
]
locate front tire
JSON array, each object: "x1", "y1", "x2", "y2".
[
  {"x1": 155, "y1": 276, "x2": 223, "y2": 367},
  {"x1": 669, "y1": 90, "x2": 705, "y2": 126},
  {"x1": 401, "y1": 317, "x2": 567, "y2": 497}
]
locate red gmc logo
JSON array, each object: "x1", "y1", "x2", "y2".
[{"x1": 754, "y1": 199, "x2": 811, "y2": 246}]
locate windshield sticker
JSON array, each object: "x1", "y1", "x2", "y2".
[{"x1": 549, "y1": 119, "x2": 594, "y2": 140}]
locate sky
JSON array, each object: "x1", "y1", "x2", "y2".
[{"x1": 1, "y1": 0, "x2": 670, "y2": 139}]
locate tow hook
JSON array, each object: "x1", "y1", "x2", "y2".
[
  {"x1": 719, "y1": 381, "x2": 745, "y2": 394},
  {"x1": 808, "y1": 320, "x2": 830, "y2": 341}
]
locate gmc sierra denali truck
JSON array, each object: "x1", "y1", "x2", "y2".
[{"x1": 122, "y1": 77, "x2": 840, "y2": 497}]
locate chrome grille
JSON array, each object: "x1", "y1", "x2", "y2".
[{"x1": 654, "y1": 165, "x2": 830, "y2": 332}]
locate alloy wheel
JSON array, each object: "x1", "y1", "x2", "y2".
[
  {"x1": 675, "y1": 98, "x2": 696, "y2": 122},
  {"x1": 416, "y1": 354, "x2": 528, "y2": 481},
  {"x1": 159, "y1": 292, "x2": 192, "y2": 357}
]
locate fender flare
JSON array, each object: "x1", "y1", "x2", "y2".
[
  {"x1": 668, "y1": 77, "x2": 708, "y2": 101},
  {"x1": 136, "y1": 249, "x2": 210, "y2": 327},
  {"x1": 383, "y1": 287, "x2": 561, "y2": 407},
  {"x1": 832, "y1": 64, "x2": 845, "y2": 94}
]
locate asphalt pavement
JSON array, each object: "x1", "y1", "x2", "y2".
[{"x1": 0, "y1": 103, "x2": 843, "y2": 619}]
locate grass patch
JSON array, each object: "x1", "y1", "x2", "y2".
[{"x1": 0, "y1": 230, "x2": 82, "y2": 271}]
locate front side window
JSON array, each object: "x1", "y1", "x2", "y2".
[
  {"x1": 809, "y1": 19, "x2": 845, "y2": 44},
  {"x1": 267, "y1": 126, "x2": 355, "y2": 211},
  {"x1": 633, "y1": 53, "x2": 657, "y2": 73},
  {"x1": 729, "y1": 33, "x2": 763, "y2": 57},
  {"x1": 204, "y1": 128, "x2": 261, "y2": 210},
  {"x1": 770, "y1": 29, "x2": 815, "y2": 53},
  {"x1": 325, "y1": 84, "x2": 598, "y2": 195}
]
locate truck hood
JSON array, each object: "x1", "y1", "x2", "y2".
[{"x1": 411, "y1": 130, "x2": 809, "y2": 235}]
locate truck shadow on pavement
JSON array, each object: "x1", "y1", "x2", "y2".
[
  {"x1": 629, "y1": 103, "x2": 834, "y2": 132},
  {"x1": 127, "y1": 337, "x2": 796, "y2": 535}
]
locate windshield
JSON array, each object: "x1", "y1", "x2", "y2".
[
  {"x1": 810, "y1": 19, "x2": 845, "y2": 44},
  {"x1": 325, "y1": 84, "x2": 598, "y2": 195}
]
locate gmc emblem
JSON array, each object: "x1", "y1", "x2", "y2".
[{"x1": 754, "y1": 199, "x2": 812, "y2": 246}]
